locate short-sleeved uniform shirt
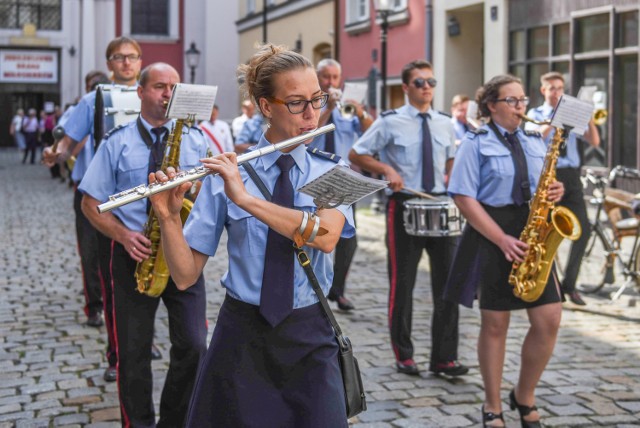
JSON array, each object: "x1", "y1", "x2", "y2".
[{"x1": 309, "y1": 108, "x2": 362, "y2": 163}]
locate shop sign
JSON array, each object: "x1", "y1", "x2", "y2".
[{"x1": 0, "y1": 49, "x2": 58, "y2": 83}]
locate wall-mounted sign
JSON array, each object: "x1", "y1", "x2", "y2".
[{"x1": 0, "y1": 49, "x2": 58, "y2": 84}]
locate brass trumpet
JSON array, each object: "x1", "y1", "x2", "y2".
[{"x1": 593, "y1": 108, "x2": 607, "y2": 126}]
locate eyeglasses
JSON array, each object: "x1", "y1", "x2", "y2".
[
  {"x1": 109, "y1": 54, "x2": 141, "y2": 63},
  {"x1": 495, "y1": 96, "x2": 530, "y2": 108},
  {"x1": 412, "y1": 77, "x2": 437, "y2": 89},
  {"x1": 269, "y1": 93, "x2": 329, "y2": 114}
]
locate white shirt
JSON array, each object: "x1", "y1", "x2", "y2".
[
  {"x1": 199, "y1": 119, "x2": 234, "y2": 155},
  {"x1": 11, "y1": 115, "x2": 22, "y2": 132}
]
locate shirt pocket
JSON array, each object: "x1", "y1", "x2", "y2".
[
  {"x1": 227, "y1": 204, "x2": 266, "y2": 256},
  {"x1": 120, "y1": 153, "x2": 149, "y2": 184},
  {"x1": 180, "y1": 149, "x2": 201, "y2": 170},
  {"x1": 391, "y1": 132, "x2": 420, "y2": 164},
  {"x1": 480, "y1": 143, "x2": 512, "y2": 177}
]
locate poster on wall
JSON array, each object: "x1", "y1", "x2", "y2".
[{"x1": 0, "y1": 49, "x2": 59, "y2": 84}]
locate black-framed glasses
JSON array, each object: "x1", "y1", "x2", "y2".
[
  {"x1": 269, "y1": 93, "x2": 329, "y2": 114},
  {"x1": 495, "y1": 96, "x2": 530, "y2": 108},
  {"x1": 412, "y1": 77, "x2": 437, "y2": 89},
  {"x1": 109, "y1": 54, "x2": 141, "y2": 63}
]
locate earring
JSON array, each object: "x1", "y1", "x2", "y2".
[{"x1": 266, "y1": 116, "x2": 272, "y2": 128}]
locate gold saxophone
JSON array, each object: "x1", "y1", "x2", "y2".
[
  {"x1": 135, "y1": 117, "x2": 194, "y2": 297},
  {"x1": 508, "y1": 115, "x2": 582, "y2": 302}
]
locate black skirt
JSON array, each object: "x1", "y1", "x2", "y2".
[{"x1": 445, "y1": 204, "x2": 561, "y2": 311}]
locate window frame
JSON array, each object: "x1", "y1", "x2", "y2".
[{"x1": 121, "y1": 0, "x2": 179, "y2": 41}]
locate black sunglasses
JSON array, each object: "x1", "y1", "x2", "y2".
[{"x1": 412, "y1": 77, "x2": 437, "y2": 89}]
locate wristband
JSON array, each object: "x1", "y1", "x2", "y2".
[
  {"x1": 308, "y1": 214, "x2": 321, "y2": 243},
  {"x1": 299, "y1": 211, "x2": 309, "y2": 235}
]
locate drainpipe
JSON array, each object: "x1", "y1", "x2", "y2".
[{"x1": 425, "y1": 0, "x2": 433, "y2": 63}]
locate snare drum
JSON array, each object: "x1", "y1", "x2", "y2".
[
  {"x1": 101, "y1": 85, "x2": 141, "y2": 130},
  {"x1": 402, "y1": 197, "x2": 464, "y2": 237}
]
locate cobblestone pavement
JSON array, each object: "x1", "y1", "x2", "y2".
[{"x1": 1, "y1": 147, "x2": 640, "y2": 427}]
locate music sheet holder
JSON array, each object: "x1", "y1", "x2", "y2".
[
  {"x1": 165, "y1": 83, "x2": 218, "y2": 122},
  {"x1": 549, "y1": 94, "x2": 593, "y2": 135}
]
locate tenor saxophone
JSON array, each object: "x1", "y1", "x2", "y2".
[
  {"x1": 508, "y1": 116, "x2": 582, "y2": 302},
  {"x1": 135, "y1": 118, "x2": 193, "y2": 297}
]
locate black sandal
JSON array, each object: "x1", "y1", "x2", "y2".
[
  {"x1": 482, "y1": 404, "x2": 504, "y2": 428},
  {"x1": 509, "y1": 389, "x2": 542, "y2": 428}
]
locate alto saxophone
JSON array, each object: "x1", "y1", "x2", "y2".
[
  {"x1": 508, "y1": 116, "x2": 582, "y2": 302},
  {"x1": 135, "y1": 118, "x2": 194, "y2": 297}
]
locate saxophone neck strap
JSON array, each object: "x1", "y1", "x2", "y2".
[{"x1": 136, "y1": 116, "x2": 155, "y2": 149}]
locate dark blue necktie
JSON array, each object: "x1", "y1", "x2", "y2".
[
  {"x1": 505, "y1": 132, "x2": 531, "y2": 206},
  {"x1": 324, "y1": 112, "x2": 335, "y2": 153},
  {"x1": 148, "y1": 127, "x2": 166, "y2": 176},
  {"x1": 259, "y1": 155, "x2": 296, "y2": 327},
  {"x1": 418, "y1": 113, "x2": 435, "y2": 192}
]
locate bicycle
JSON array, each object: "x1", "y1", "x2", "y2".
[{"x1": 579, "y1": 168, "x2": 640, "y2": 299}]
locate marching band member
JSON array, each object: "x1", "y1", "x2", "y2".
[
  {"x1": 310, "y1": 58, "x2": 373, "y2": 311},
  {"x1": 79, "y1": 63, "x2": 209, "y2": 426},
  {"x1": 349, "y1": 60, "x2": 468, "y2": 377},
  {"x1": 149, "y1": 44, "x2": 355, "y2": 427},
  {"x1": 445, "y1": 74, "x2": 564, "y2": 428},
  {"x1": 199, "y1": 104, "x2": 235, "y2": 155}
]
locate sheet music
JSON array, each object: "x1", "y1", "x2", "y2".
[
  {"x1": 298, "y1": 165, "x2": 389, "y2": 208},
  {"x1": 466, "y1": 100, "x2": 479, "y2": 122},
  {"x1": 341, "y1": 82, "x2": 367, "y2": 105},
  {"x1": 166, "y1": 84, "x2": 218, "y2": 121},
  {"x1": 576, "y1": 85, "x2": 597, "y2": 103},
  {"x1": 550, "y1": 95, "x2": 592, "y2": 135}
]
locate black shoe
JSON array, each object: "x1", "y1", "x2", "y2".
[
  {"x1": 328, "y1": 294, "x2": 355, "y2": 311},
  {"x1": 151, "y1": 343, "x2": 162, "y2": 360},
  {"x1": 86, "y1": 313, "x2": 104, "y2": 328},
  {"x1": 509, "y1": 389, "x2": 542, "y2": 428},
  {"x1": 429, "y1": 360, "x2": 469, "y2": 377},
  {"x1": 396, "y1": 359, "x2": 420, "y2": 376},
  {"x1": 482, "y1": 405, "x2": 504, "y2": 428},
  {"x1": 568, "y1": 291, "x2": 586, "y2": 306},
  {"x1": 103, "y1": 366, "x2": 117, "y2": 382}
]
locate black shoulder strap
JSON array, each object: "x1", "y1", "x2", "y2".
[
  {"x1": 94, "y1": 86, "x2": 104, "y2": 151},
  {"x1": 241, "y1": 161, "x2": 347, "y2": 344}
]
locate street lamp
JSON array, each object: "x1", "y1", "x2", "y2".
[
  {"x1": 373, "y1": 0, "x2": 391, "y2": 111},
  {"x1": 185, "y1": 42, "x2": 201, "y2": 84}
]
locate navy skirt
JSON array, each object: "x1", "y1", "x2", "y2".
[
  {"x1": 185, "y1": 295, "x2": 348, "y2": 428},
  {"x1": 445, "y1": 204, "x2": 561, "y2": 310}
]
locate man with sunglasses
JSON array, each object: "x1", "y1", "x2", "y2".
[
  {"x1": 525, "y1": 71, "x2": 600, "y2": 306},
  {"x1": 350, "y1": 60, "x2": 468, "y2": 377},
  {"x1": 309, "y1": 59, "x2": 373, "y2": 311}
]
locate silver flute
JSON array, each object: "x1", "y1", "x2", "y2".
[{"x1": 97, "y1": 124, "x2": 336, "y2": 213}]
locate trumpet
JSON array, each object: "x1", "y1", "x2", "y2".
[
  {"x1": 337, "y1": 101, "x2": 357, "y2": 120},
  {"x1": 97, "y1": 124, "x2": 336, "y2": 213},
  {"x1": 593, "y1": 108, "x2": 607, "y2": 126}
]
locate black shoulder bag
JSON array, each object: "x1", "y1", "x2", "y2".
[{"x1": 243, "y1": 163, "x2": 367, "y2": 418}]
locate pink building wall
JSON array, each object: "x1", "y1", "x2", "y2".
[{"x1": 338, "y1": 1, "x2": 426, "y2": 82}]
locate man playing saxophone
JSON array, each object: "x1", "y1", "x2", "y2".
[
  {"x1": 445, "y1": 75, "x2": 564, "y2": 428},
  {"x1": 525, "y1": 71, "x2": 601, "y2": 306},
  {"x1": 79, "y1": 62, "x2": 209, "y2": 427}
]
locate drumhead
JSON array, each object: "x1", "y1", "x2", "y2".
[{"x1": 403, "y1": 196, "x2": 454, "y2": 208}]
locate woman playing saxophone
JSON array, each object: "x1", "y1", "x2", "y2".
[{"x1": 444, "y1": 75, "x2": 564, "y2": 428}]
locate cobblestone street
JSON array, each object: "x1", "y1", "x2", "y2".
[{"x1": 1, "y1": 147, "x2": 640, "y2": 427}]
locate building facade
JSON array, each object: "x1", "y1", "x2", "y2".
[{"x1": 0, "y1": 0, "x2": 239, "y2": 147}]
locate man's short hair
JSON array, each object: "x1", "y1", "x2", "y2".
[
  {"x1": 316, "y1": 58, "x2": 341, "y2": 74},
  {"x1": 451, "y1": 94, "x2": 469, "y2": 107},
  {"x1": 540, "y1": 71, "x2": 564, "y2": 86},
  {"x1": 401, "y1": 60, "x2": 433, "y2": 85}
]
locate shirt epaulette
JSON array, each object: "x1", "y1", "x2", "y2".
[
  {"x1": 104, "y1": 123, "x2": 127, "y2": 139},
  {"x1": 524, "y1": 130, "x2": 542, "y2": 138},
  {"x1": 467, "y1": 129, "x2": 488, "y2": 137},
  {"x1": 189, "y1": 125, "x2": 204, "y2": 135},
  {"x1": 380, "y1": 109, "x2": 397, "y2": 117},
  {"x1": 437, "y1": 110, "x2": 452, "y2": 118},
  {"x1": 307, "y1": 147, "x2": 341, "y2": 163}
]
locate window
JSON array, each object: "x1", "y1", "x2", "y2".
[
  {"x1": 510, "y1": 30, "x2": 526, "y2": 61},
  {"x1": 527, "y1": 63, "x2": 548, "y2": 106},
  {"x1": 0, "y1": 0, "x2": 61, "y2": 30},
  {"x1": 617, "y1": 11, "x2": 638, "y2": 48},
  {"x1": 576, "y1": 13, "x2": 609, "y2": 53},
  {"x1": 553, "y1": 23, "x2": 570, "y2": 56},
  {"x1": 131, "y1": 0, "x2": 169, "y2": 36},
  {"x1": 528, "y1": 26, "x2": 549, "y2": 58},
  {"x1": 346, "y1": 0, "x2": 369, "y2": 24},
  {"x1": 247, "y1": 0, "x2": 256, "y2": 14},
  {"x1": 391, "y1": 0, "x2": 407, "y2": 10}
]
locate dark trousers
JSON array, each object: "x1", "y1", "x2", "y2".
[
  {"x1": 111, "y1": 242, "x2": 207, "y2": 427},
  {"x1": 22, "y1": 132, "x2": 38, "y2": 164},
  {"x1": 330, "y1": 206, "x2": 357, "y2": 298},
  {"x1": 386, "y1": 194, "x2": 460, "y2": 366},
  {"x1": 97, "y1": 233, "x2": 117, "y2": 367},
  {"x1": 556, "y1": 168, "x2": 590, "y2": 292},
  {"x1": 74, "y1": 188, "x2": 102, "y2": 317},
  {"x1": 186, "y1": 296, "x2": 347, "y2": 428}
]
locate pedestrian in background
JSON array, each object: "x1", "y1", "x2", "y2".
[
  {"x1": 9, "y1": 108, "x2": 25, "y2": 152},
  {"x1": 231, "y1": 99, "x2": 255, "y2": 140},
  {"x1": 199, "y1": 104, "x2": 234, "y2": 155},
  {"x1": 21, "y1": 108, "x2": 39, "y2": 164}
]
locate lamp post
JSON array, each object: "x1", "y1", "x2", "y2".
[
  {"x1": 373, "y1": 0, "x2": 391, "y2": 111},
  {"x1": 185, "y1": 42, "x2": 201, "y2": 84}
]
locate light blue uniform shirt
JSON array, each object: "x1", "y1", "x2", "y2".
[
  {"x1": 183, "y1": 135, "x2": 356, "y2": 309},
  {"x1": 308, "y1": 108, "x2": 362, "y2": 163},
  {"x1": 64, "y1": 91, "x2": 97, "y2": 183},
  {"x1": 352, "y1": 104, "x2": 456, "y2": 194},
  {"x1": 235, "y1": 113, "x2": 265, "y2": 147},
  {"x1": 525, "y1": 103, "x2": 579, "y2": 169},
  {"x1": 451, "y1": 117, "x2": 469, "y2": 141},
  {"x1": 79, "y1": 117, "x2": 209, "y2": 231},
  {"x1": 448, "y1": 123, "x2": 547, "y2": 207}
]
